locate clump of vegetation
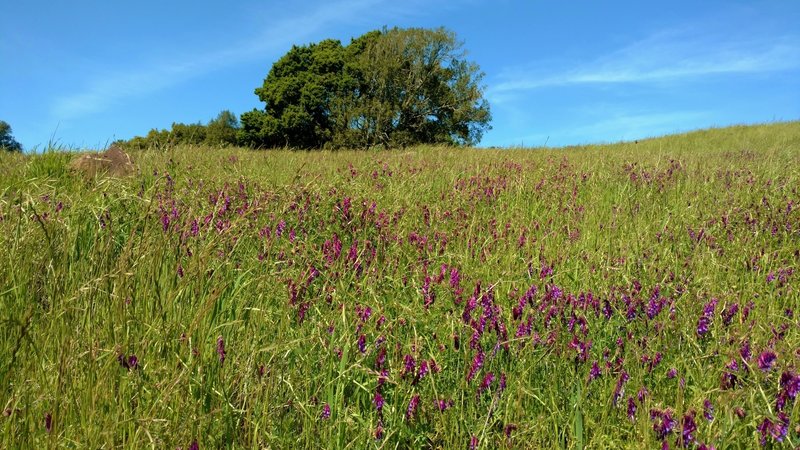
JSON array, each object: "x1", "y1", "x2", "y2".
[
  {"x1": 1, "y1": 122, "x2": 798, "y2": 449},
  {"x1": 119, "y1": 110, "x2": 240, "y2": 150},
  {"x1": 0, "y1": 120, "x2": 23, "y2": 152}
]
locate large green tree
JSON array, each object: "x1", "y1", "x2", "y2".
[
  {"x1": 240, "y1": 27, "x2": 491, "y2": 149},
  {"x1": 0, "y1": 120, "x2": 23, "y2": 152}
]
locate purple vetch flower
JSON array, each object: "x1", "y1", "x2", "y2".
[
  {"x1": 650, "y1": 408, "x2": 676, "y2": 440},
  {"x1": 681, "y1": 411, "x2": 697, "y2": 446},
  {"x1": 721, "y1": 303, "x2": 738, "y2": 326},
  {"x1": 613, "y1": 370, "x2": 629, "y2": 406},
  {"x1": 373, "y1": 391, "x2": 384, "y2": 412},
  {"x1": 374, "y1": 421, "x2": 384, "y2": 440},
  {"x1": 772, "y1": 412, "x2": 789, "y2": 442},
  {"x1": 498, "y1": 373, "x2": 507, "y2": 394},
  {"x1": 757, "y1": 418, "x2": 772, "y2": 445},
  {"x1": 756, "y1": 414, "x2": 787, "y2": 445},
  {"x1": 589, "y1": 361, "x2": 601, "y2": 382},
  {"x1": 478, "y1": 372, "x2": 495, "y2": 395},
  {"x1": 696, "y1": 315, "x2": 711, "y2": 337},
  {"x1": 449, "y1": 267, "x2": 461, "y2": 290},
  {"x1": 504, "y1": 423, "x2": 517, "y2": 440},
  {"x1": 703, "y1": 399, "x2": 714, "y2": 421},
  {"x1": 740, "y1": 341, "x2": 752, "y2": 361},
  {"x1": 779, "y1": 370, "x2": 799, "y2": 399},
  {"x1": 320, "y1": 403, "x2": 331, "y2": 420},
  {"x1": 357, "y1": 334, "x2": 367, "y2": 354},
  {"x1": 403, "y1": 354, "x2": 416, "y2": 378},
  {"x1": 375, "y1": 347, "x2": 387, "y2": 370},
  {"x1": 467, "y1": 350, "x2": 484, "y2": 382},
  {"x1": 405, "y1": 395, "x2": 420, "y2": 421},
  {"x1": 696, "y1": 298, "x2": 717, "y2": 337},
  {"x1": 188, "y1": 440, "x2": 199, "y2": 450},
  {"x1": 435, "y1": 399, "x2": 454, "y2": 412},
  {"x1": 721, "y1": 359, "x2": 739, "y2": 390},
  {"x1": 378, "y1": 368, "x2": 389, "y2": 386},
  {"x1": 216, "y1": 336, "x2": 226, "y2": 365},
  {"x1": 469, "y1": 435, "x2": 479, "y2": 450},
  {"x1": 757, "y1": 350, "x2": 776, "y2": 372},
  {"x1": 418, "y1": 360, "x2": 430, "y2": 380},
  {"x1": 118, "y1": 353, "x2": 139, "y2": 371},
  {"x1": 627, "y1": 397, "x2": 637, "y2": 421},
  {"x1": 667, "y1": 368, "x2": 678, "y2": 379},
  {"x1": 637, "y1": 386, "x2": 649, "y2": 403}
]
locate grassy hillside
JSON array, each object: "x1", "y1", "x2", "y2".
[{"x1": 1, "y1": 121, "x2": 799, "y2": 448}]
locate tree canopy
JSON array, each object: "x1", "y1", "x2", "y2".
[
  {"x1": 0, "y1": 120, "x2": 23, "y2": 152},
  {"x1": 120, "y1": 110, "x2": 239, "y2": 150},
  {"x1": 239, "y1": 27, "x2": 491, "y2": 149}
]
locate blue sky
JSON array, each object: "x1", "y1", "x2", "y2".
[{"x1": 2, "y1": 0, "x2": 798, "y2": 150}]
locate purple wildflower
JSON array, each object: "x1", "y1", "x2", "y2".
[
  {"x1": 357, "y1": 334, "x2": 367, "y2": 354},
  {"x1": 373, "y1": 391, "x2": 384, "y2": 412},
  {"x1": 467, "y1": 350, "x2": 484, "y2": 382},
  {"x1": 418, "y1": 360, "x2": 430, "y2": 380},
  {"x1": 721, "y1": 359, "x2": 739, "y2": 390},
  {"x1": 721, "y1": 303, "x2": 738, "y2": 326},
  {"x1": 469, "y1": 435, "x2": 479, "y2": 450},
  {"x1": 321, "y1": 403, "x2": 331, "y2": 420},
  {"x1": 449, "y1": 267, "x2": 461, "y2": 290},
  {"x1": 403, "y1": 354, "x2": 416, "y2": 378},
  {"x1": 696, "y1": 315, "x2": 711, "y2": 337},
  {"x1": 757, "y1": 350, "x2": 776, "y2": 372},
  {"x1": 637, "y1": 386, "x2": 649, "y2": 403},
  {"x1": 45, "y1": 412, "x2": 52, "y2": 433},
  {"x1": 627, "y1": 397, "x2": 637, "y2": 421},
  {"x1": 740, "y1": 340, "x2": 752, "y2": 361},
  {"x1": 780, "y1": 370, "x2": 799, "y2": 399},
  {"x1": 613, "y1": 370, "x2": 629, "y2": 406},
  {"x1": 667, "y1": 368, "x2": 678, "y2": 379},
  {"x1": 703, "y1": 399, "x2": 714, "y2": 421},
  {"x1": 589, "y1": 361, "x2": 601, "y2": 382},
  {"x1": 504, "y1": 423, "x2": 517, "y2": 440},
  {"x1": 478, "y1": 372, "x2": 495, "y2": 395},
  {"x1": 435, "y1": 399, "x2": 453, "y2": 412},
  {"x1": 650, "y1": 408, "x2": 676, "y2": 440},
  {"x1": 188, "y1": 440, "x2": 199, "y2": 450},
  {"x1": 406, "y1": 395, "x2": 420, "y2": 421},
  {"x1": 681, "y1": 411, "x2": 697, "y2": 446}
]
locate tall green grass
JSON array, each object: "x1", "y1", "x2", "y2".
[{"x1": 1, "y1": 121, "x2": 798, "y2": 449}]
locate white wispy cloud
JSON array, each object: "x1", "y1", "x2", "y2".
[
  {"x1": 488, "y1": 28, "x2": 800, "y2": 101},
  {"x1": 488, "y1": 110, "x2": 711, "y2": 148},
  {"x1": 50, "y1": 0, "x2": 392, "y2": 120}
]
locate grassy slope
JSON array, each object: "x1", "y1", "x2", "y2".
[{"x1": 0, "y1": 121, "x2": 798, "y2": 449}]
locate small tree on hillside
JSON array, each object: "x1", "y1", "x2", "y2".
[
  {"x1": 0, "y1": 120, "x2": 23, "y2": 152},
  {"x1": 206, "y1": 110, "x2": 240, "y2": 147}
]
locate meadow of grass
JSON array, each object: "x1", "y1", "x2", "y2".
[{"x1": 0, "y1": 122, "x2": 798, "y2": 449}]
